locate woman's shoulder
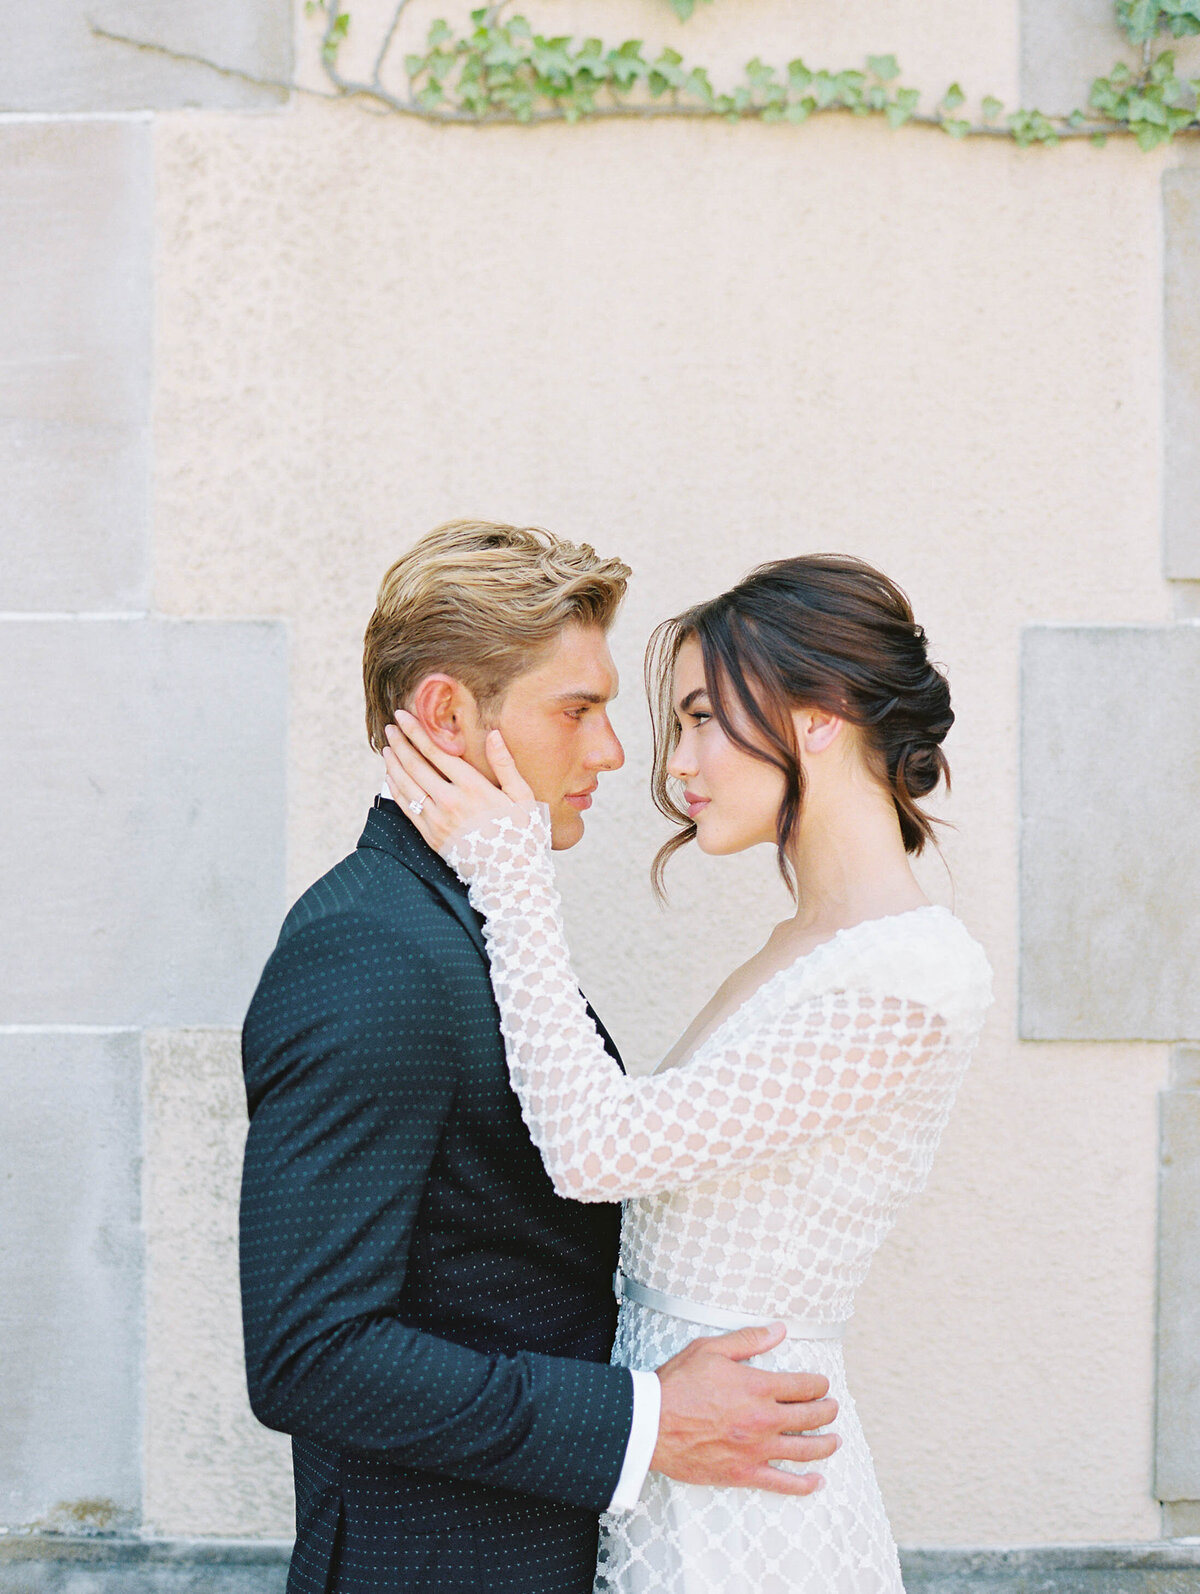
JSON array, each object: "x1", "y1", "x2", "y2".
[{"x1": 796, "y1": 905, "x2": 994, "y2": 1025}]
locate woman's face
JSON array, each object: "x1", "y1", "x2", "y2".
[{"x1": 665, "y1": 636, "x2": 787, "y2": 855}]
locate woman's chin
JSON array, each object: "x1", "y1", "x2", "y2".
[
  {"x1": 694, "y1": 819, "x2": 767, "y2": 857},
  {"x1": 693, "y1": 825, "x2": 739, "y2": 857}
]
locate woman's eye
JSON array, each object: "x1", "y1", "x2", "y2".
[{"x1": 692, "y1": 711, "x2": 711, "y2": 726}]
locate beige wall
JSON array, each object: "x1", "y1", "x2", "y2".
[{"x1": 144, "y1": 0, "x2": 1189, "y2": 1545}]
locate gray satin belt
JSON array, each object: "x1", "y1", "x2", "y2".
[{"x1": 614, "y1": 1272, "x2": 848, "y2": 1342}]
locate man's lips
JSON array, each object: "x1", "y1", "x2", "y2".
[
  {"x1": 565, "y1": 786, "x2": 597, "y2": 811},
  {"x1": 684, "y1": 791, "x2": 710, "y2": 818}
]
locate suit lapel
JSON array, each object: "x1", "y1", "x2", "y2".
[{"x1": 358, "y1": 799, "x2": 626, "y2": 1074}]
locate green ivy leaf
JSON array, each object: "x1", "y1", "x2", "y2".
[
  {"x1": 685, "y1": 66, "x2": 714, "y2": 104},
  {"x1": 941, "y1": 81, "x2": 966, "y2": 111},
  {"x1": 982, "y1": 95, "x2": 1004, "y2": 120},
  {"x1": 886, "y1": 85, "x2": 920, "y2": 127},
  {"x1": 1117, "y1": 0, "x2": 1165, "y2": 43},
  {"x1": 942, "y1": 116, "x2": 971, "y2": 138},
  {"x1": 670, "y1": 0, "x2": 695, "y2": 18},
  {"x1": 867, "y1": 54, "x2": 900, "y2": 82},
  {"x1": 1136, "y1": 120, "x2": 1173, "y2": 146}
]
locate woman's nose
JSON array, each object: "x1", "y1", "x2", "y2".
[{"x1": 667, "y1": 737, "x2": 696, "y2": 781}]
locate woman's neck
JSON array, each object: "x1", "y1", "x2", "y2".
[{"x1": 783, "y1": 779, "x2": 929, "y2": 939}]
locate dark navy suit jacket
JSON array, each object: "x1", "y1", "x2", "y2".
[{"x1": 240, "y1": 799, "x2": 634, "y2": 1594}]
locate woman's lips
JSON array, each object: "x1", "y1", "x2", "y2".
[
  {"x1": 684, "y1": 792, "x2": 710, "y2": 818},
  {"x1": 565, "y1": 790, "x2": 595, "y2": 810}
]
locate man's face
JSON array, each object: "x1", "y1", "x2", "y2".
[{"x1": 488, "y1": 623, "x2": 624, "y2": 849}]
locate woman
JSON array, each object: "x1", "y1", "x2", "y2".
[{"x1": 383, "y1": 554, "x2": 993, "y2": 1594}]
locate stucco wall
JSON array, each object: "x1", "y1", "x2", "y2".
[
  {"x1": 4, "y1": 0, "x2": 1197, "y2": 1555},
  {"x1": 145, "y1": 5, "x2": 1188, "y2": 1540}
]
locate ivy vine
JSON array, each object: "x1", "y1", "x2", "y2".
[{"x1": 95, "y1": 0, "x2": 1200, "y2": 147}]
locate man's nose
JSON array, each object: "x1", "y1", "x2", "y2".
[{"x1": 590, "y1": 716, "x2": 625, "y2": 772}]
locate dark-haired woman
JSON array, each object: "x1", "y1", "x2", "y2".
[{"x1": 385, "y1": 555, "x2": 993, "y2": 1594}]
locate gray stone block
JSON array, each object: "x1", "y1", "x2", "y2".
[
  {"x1": 0, "y1": 618, "x2": 287, "y2": 1027},
  {"x1": 0, "y1": 122, "x2": 150, "y2": 612},
  {"x1": 1165, "y1": 1501, "x2": 1200, "y2": 1536},
  {"x1": 1019, "y1": 0, "x2": 1130, "y2": 114},
  {"x1": 1156, "y1": 1068, "x2": 1200, "y2": 1502},
  {"x1": 1166, "y1": 171, "x2": 1200, "y2": 582},
  {"x1": 0, "y1": 1, "x2": 292, "y2": 114},
  {"x1": 0, "y1": 1032, "x2": 142, "y2": 1530},
  {"x1": 1020, "y1": 625, "x2": 1200, "y2": 1041}
]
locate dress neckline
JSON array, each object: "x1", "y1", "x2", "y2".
[{"x1": 653, "y1": 904, "x2": 955, "y2": 1077}]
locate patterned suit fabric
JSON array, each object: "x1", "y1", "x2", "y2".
[{"x1": 240, "y1": 799, "x2": 634, "y2": 1594}]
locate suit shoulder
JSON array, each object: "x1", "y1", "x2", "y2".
[
  {"x1": 251, "y1": 849, "x2": 466, "y2": 1020},
  {"x1": 279, "y1": 845, "x2": 423, "y2": 937}
]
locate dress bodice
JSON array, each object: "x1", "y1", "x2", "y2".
[{"x1": 446, "y1": 811, "x2": 993, "y2": 1325}]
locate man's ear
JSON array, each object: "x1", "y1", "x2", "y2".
[{"x1": 408, "y1": 674, "x2": 477, "y2": 755}]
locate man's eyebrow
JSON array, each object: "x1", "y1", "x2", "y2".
[
  {"x1": 549, "y1": 688, "x2": 617, "y2": 705},
  {"x1": 678, "y1": 687, "x2": 711, "y2": 713}
]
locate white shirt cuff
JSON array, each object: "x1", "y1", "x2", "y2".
[{"x1": 607, "y1": 1369, "x2": 661, "y2": 1513}]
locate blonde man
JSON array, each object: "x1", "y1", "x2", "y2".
[{"x1": 239, "y1": 523, "x2": 837, "y2": 1594}]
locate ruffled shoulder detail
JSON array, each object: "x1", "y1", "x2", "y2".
[{"x1": 782, "y1": 906, "x2": 993, "y2": 1031}]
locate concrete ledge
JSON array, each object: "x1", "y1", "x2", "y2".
[
  {"x1": 0, "y1": 1538, "x2": 290, "y2": 1594},
  {"x1": 903, "y1": 1542, "x2": 1200, "y2": 1591},
  {"x1": 3, "y1": 1540, "x2": 1200, "y2": 1593}
]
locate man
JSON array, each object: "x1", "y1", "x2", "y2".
[{"x1": 240, "y1": 521, "x2": 837, "y2": 1594}]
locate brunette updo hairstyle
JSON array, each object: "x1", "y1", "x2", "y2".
[{"x1": 646, "y1": 554, "x2": 953, "y2": 896}]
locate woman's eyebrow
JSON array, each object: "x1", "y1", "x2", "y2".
[{"x1": 678, "y1": 688, "x2": 710, "y2": 713}]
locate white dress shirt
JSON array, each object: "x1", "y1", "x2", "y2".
[{"x1": 379, "y1": 783, "x2": 660, "y2": 1510}]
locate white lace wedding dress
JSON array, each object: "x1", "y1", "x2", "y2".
[{"x1": 445, "y1": 812, "x2": 993, "y2": 1594}]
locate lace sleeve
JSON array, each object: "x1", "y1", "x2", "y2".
[{"x1": 447, "y1": 812, "x2": 956, "y2": 1204}]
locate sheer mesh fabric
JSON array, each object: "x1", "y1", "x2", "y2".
[
  {"x1": 445, "y1": 809, "x2": 992, "y2": 1594},
  {"x1": 598, "y1": 1313, "x2": 901, "y2": 1594}
]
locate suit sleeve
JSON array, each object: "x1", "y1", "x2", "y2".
[{"x1": 239, "y1": 904, "x2": 633, "y2": 1513}]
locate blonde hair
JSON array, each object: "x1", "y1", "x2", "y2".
[{"x1": 363, "y1": 519, "x2": 631, "y2": 751}]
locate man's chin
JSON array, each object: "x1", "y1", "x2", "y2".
[{"x1": 548, "y1": 806, "x2": 586, "y2": 851}]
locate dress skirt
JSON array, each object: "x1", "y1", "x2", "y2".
[{"x1": 594, "y1": 1297, "x2": 905, "y2": 1594}]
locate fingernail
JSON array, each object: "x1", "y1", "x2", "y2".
[{"x1": 812, "y1": 1476, "x2": 825, "y2": 1492}]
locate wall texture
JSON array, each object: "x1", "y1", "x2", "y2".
[{"x1": 3, "y1": 0, "x2": 1198, "y2": 1564}]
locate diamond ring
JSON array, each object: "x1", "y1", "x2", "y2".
[{"x1": 408, "y1": 797, "x2": 426, "y2": 818}]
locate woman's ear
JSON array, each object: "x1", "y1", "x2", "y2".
[
  {"x1": 408, "y1": 674, "x2": 477, "y2": 755},
  {"x1": 795, "y1": 706, "x2": 843, "y2": 756}
]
